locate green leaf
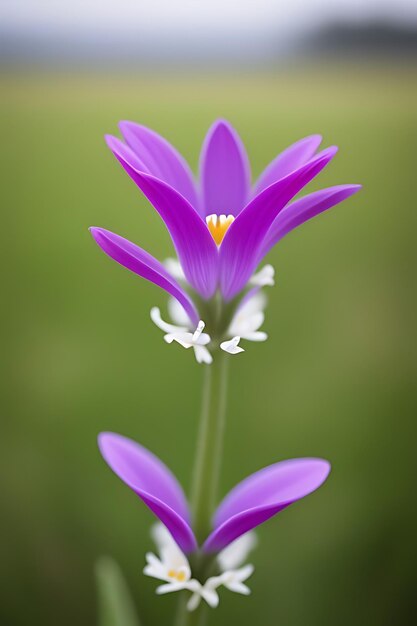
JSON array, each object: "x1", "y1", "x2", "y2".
[{"x1": 95, "y1": 556, "x2": 141, "y2": 626}]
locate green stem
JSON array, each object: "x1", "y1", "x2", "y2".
[
  {"x1": 191, "y1": 351, "x2": 229, "y2": 543},
  {"x1": 174, "y1": 595, "x2": 208, "y2": 626},
  {"x1": 174, "y1": 352, "x2": 229, "y2": 626}
]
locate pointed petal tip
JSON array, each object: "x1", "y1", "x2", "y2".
[
  {"x1": 97, "y1": 431, "x2": 124, "y2": 457},
  {"x1": 104, "y1": 134, "x2": 126, "y2": 156},
  {"x1": 325, "y1": 183, "x2": 362, "y2": 198},
  {"x1": 105, "y1": 133, "x2": 150, "y2": 173},
  {"x1": 118, "y1": 119, "x2": 137, "y2": 132},
  {"x1": 306, "y1": 457, "x2": 331, "y2": 481},
  {"x1": 286, "y1": 457, "x2": 331, "y2": 485},
  {"x1": 297, "y1": 134, "x2": 323, "y2": 153},
  {"x1": 89, "y1": 226, "x2": 112, "y2": 245},
  {"x1": 335, "y1": 183, "x2": 362, "y2": 196},
  {"x1": 210, "y1": 118, "x2": 233, "y2": 132},
  {"x1": 310, "y1": 133, "x2": 323, "y2": 142},
  {"x1": 118, "y1": 119, "x2": 150, "y2": 140},
  {"x1": 320, "y1": 145, "x2": 338, "y2": 159},
  {"x1": 205, "y1": 118, "x2": 242, "y2": 144},
  {"x1": 300, "y1": 133, "x2": 323, "y2": 148},
  {"x1": 89, "y1": 226, "x2": 102, "y2": 242},
  {"x1": 118, "y1": 120, "x2": 162, "y2": 136},
  {"x1": 303, "y1": 144, "x2": 338, "y2": 170},
  {"x1": 104, "y1": 133, "x2": 121, "y2": 150}
]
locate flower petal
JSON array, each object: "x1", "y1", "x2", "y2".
[
  {"x1": 144, "y1": 553, "x2": 170, "y2": 581},
  {"x1": 187, "y1": 591, "x2": 202, "y2": 612},
  {"x1": 98, "y1": 433, "x2": 197, "y2": 553},
  {"x1": 106, "y1": 135, "x2": 219, "y2": 298},
  {"x1": 193, "y1": 345, "x2": 213, "y2": 365},
  {"x1": 253, "y1": 135, "x2": 322, "y2": 196},
  {"x1": 228, "y1": 293, "x2": 266, "y2": 339},
  {"x1": 156, "y1": 581, "x2": 194, "y2": 595},
  {"x1": 258, "y1": 184, "x2": 362, "y2": 261},
  {"x1": 226, "y1": 581, "x2": 251, "y2": 595},
  {"x1": 119, "y1": 121, "x2": 199, "y2": 209},
  {"x1": 199, "y1": 586, "x2": 220, "y2": 608},
  {"x1": 203, "y1": 458, "x2": 330, "y2": 552},
  {"x1": 219, "y1": 147, "x2": 337, "y2": 300},
  {"x1": 90, "y1": 228, "x2": 199, "y2": 326},
  {"x1": 200, "y1": 119, "x2": 251, "y2": 217},
  {"x1": 168, "y1": 297, "x2": 190, "y2": 327},
  {"x1": 150, "y1": 307, "x2": 189, "y2": 334},
  {"x1": 249, "y1": 264, "x2": 275, "y2": 287},
  {"x1": 217, "y1": 532, "x2": 257, "y2": 571},
  {"x1": 220, "y1": 337, "x2": 245, "y2": 355}
]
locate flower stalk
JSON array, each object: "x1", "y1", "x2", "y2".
[
  {"x1": 174, "y1": 352, "x2": 229, "y2": 626},
  {"x1": 191, "y1": 351, "x2": 229, "y2": 545},
  {"x1": 175, "y1": 594, "x2": 207, "y2": 626}
]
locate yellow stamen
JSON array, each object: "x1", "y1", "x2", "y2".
[
  {"x1": 206, "y1": 214, "x2": 234, "y2": 246},
  {"x1": 168, "y1": 569, "x2": 186, "y2": 582}
]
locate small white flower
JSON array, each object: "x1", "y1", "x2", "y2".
[
  {"x1": 168, "y1": 297, "x2": 190, "y2": 327},
  {"x1": 164, "y1": 257, "x2": 186, "y2": 282},
  {"x1": 228, "y1": 292, "x2": 268, "y2": 342},
  {"x1": 186, "y1": 579, "x2": 220, "y2": 611},
  {"x1": 152, "y1": 266, "x2": 271, "y2": 361},
  {"x1": 145, "y1": 525, "x2": 256, "y2": 611},
  {"x1": 220, "y1": 292, "x2": 268, "y2": 355},
  {"x1": 217, "y1": 532, "x2": 258, "y2": 571},
  {"x1": 213, "y1": 564, "x2": 254, "y2": 596},
  {"x1": 249, "y1": 264, "x2": 275, "y2": 287},
  {"x1": 144, "y1": 549, "x2": 192, "y2": 594},
  {"x1": 144, "y1": 525, "x2": 198, "y2": 597},
  {"x1": 220, "y1": 336, "x2": 245, "y2": 354},
  {"x1": 151, "y1": 307, "x2": 212, "y2": 364},
  {"x1": 187, "y1": 564, "x2": 254, "y2": 611}
]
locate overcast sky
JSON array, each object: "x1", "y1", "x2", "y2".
[
  {"x1": 2, "y1": 0, "x2": 417, "y2": 37},
  {"x1": 2, "y1": 0, "x2": 416, "y2": 65}
]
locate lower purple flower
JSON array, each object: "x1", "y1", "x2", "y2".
[{"x1": 98, "y1": 432, "x2": 330, "y2": 609}]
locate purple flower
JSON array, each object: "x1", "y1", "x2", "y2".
[
  {"x1": 99, "y1": 431, "x2": 330, "y2": 553},
  {"x1": 91, "y1": 120, "x2": 360, "y2": 361},
  {"x1": 99, "y1": 432, "x2": 330, "y2": 607}
]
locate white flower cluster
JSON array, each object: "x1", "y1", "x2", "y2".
[
  {"x1": 151, "y1": 262, "x2": 274, "y2": 364},
  {"x1": 144, "y1": 524, "x2": 256, "y2": 611}
]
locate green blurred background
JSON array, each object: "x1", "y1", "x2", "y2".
[{"x1": 2, "y1": 63, "x2": 417, "y2": 626}]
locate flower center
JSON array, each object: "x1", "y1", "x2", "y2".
[
  {"x1": 206, "y1": 214, "x2": 234, "y2": 246},
  {"x1": 168, "y1": 569, "x2": 187, "y2": 582}
]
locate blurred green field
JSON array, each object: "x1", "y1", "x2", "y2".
[{"x1": 2, "y1": 66, "x2": 417, "y2": 626}]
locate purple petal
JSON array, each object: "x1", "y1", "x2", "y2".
[
  {"x1": 220, "y1": 147, "x2": 338, "y2": 300},
  {"x1": 258, "y1": 185, "x2": 362, "y2": 261},
  {"x1": 119, "y1": 121, "x2": 199, "y2": 210},
  {"x1": 98, "y1": 433, "x2": 197, "y2": 553},
  {"x1": 203, "y1": 458, "x2": 330, "y2": 553},
  {"x1": 200, "y1": 119, "x2": 251, "y2": 217},
  {"x1": 253, "y1": 135, "x2": 322, "y2": 196},
  {"x1": 106, "y1": 135, "x2": 219, "y2": 298},
  {"x1": 90, "y1": 227, "x2": 199, "y2": 325}
]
